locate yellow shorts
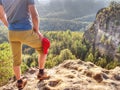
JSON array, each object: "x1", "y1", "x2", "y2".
[{"x1": 8, "y1": 30, "x2": 43, "y2": 66}]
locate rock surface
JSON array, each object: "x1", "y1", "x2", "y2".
[{"x1": 0, "y1": 60, "x2": 120, "y2": 90}]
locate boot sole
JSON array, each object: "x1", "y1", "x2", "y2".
[
  {"x1": 18, "y1": 80, "x2": 27, "y2": 90},
  {"x1": 38, "y1": 76, "x2": 50, "y2": 81}
]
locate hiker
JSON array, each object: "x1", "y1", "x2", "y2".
[{"x1": 0, "y1": 0, "x2": 50, "y2": 89}]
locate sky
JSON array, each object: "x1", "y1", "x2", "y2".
[
  {"x1": 38, "y1": 0, "x2": 50, "y2": 4},
  {"x1": 38, "y1": 0, "x2": 120, "y2": 4}
]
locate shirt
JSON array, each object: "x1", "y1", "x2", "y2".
[{"x1": 0, "y1": 0, "x2": 34, "y2": 30}]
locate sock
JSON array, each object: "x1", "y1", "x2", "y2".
[
  {"x1": 17, "y1": 79, "x2": 22, "y2": 83},
  {"x1": 39, "y1": 69, "x2": 44, "y2": 75}
]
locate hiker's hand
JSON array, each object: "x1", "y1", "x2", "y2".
[
  {"x1": 33, "y1": 28, "x2": 44, "y2": 40},
  {"x1": 36, "y1": 31, "x2": 44, "y2": 40}
]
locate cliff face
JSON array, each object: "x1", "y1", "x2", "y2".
[
  {"x1": 83, "y1": 2, "x2": 120, "y2": 60},
  {"x1": 0, "y1": 60, "x2": 120, "y2": 90}
]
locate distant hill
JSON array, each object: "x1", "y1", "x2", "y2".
[
  {"x1": 40, "y1": 18, "x2": 90, "y2": 31},
  {"x1": 35, "y1": 0, "x2": 106, "y2": 31},
  {"x1": 72, "y1": 14, "x2": 96, "y2": 22}
]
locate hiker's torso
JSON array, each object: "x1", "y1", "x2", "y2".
[{"x1": 0, "y1": 0, "x2": 34, "y2": 30}]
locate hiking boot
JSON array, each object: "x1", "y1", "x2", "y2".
[
  {"x1": 37, "y1": 72, "x2": 50, "y2": 81},
  {"x1": 16, "y1": 78, "x2": 27, "y2": 89}
]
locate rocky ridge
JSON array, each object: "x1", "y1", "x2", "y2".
[
  {"x1": 0, "y1": 60, "x2": 120, "y2": 90},
  {"x1": 83, "y1": 2, "x2": 120, "y2": 60}
]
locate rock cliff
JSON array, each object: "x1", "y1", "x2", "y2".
[
  {"x1": 0, "y1": 60, "x2": 120, "y2": 90},
  {"x1": 83, "y1": 2, "x2": 120, "y2": 60}
]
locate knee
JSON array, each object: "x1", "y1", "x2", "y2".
[{"x1": 42, "y1": 38, "x2": 50, "y2": 54}]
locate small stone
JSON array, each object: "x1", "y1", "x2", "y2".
[
  {"x1": 48, "y1": 79, "x2": 62, "y2": 87},
  {"x1": 65, "y1": 74, "x2": 75, "y2": 79},
  {"x1": 114, "y1": 74, "x2": 120, "y2": 81},
  {"x1": 93, "y1": 73, "x2": 103, "y2": 83}
]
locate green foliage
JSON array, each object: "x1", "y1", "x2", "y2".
[
  {"x1": 100, "y1": 34, "x2": 105, "y2": 43},
  {"x1": 114, "y1": 20, "x2": 120, "y2": 26},
  {"x1": 46, "y1": 49, "x2": 76, "y2": 68},
  {"x1": 106, "y1": 60, "x2": 120, "y2": 70},
  {"x1": 0, "y1": 26, "x2": 8, "y2": 43},
  {"x1": 45, "y1": 59, "x2": 57, "y2": 68},
  {"x1": 117, "y1": 45, "x2": 120, "y2": 53},
  {"x1": 95, "y1": 57, "x2": 107, "y2": 68},
  {"x1": 0, "y1": 42, "x2": 13, "y2": 86},
  {"x1": 59, "y1": 49, "x2": 76, "y2": 61},
  {"x1": 21, "y1": 63, "x2": 29, "y2": 73},
  {"x1": 85, "y1": 53, "x2": 94, "y2": 62},
  {"x1": 22, "y1": 53, "x2": 38, "y2": 67}
]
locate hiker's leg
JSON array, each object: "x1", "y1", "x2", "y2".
[
  {"x1": 21, "y1": 30, "x2": 50, "y2": 80},
  {"x1": 22, "y1": 30, "x2": 45, "y2": 69},
  {"x1": 10, "y1": 41, "x2": 22, "y2": 80},
  {"x1": 13, "y1": 66, "x2": 21, "y2": 80},
  {"x1": 38, "y1": 53, "x2": 47, "y2": 69}
]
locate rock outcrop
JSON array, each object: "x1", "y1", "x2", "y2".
[
  {"x1": 0, "y1": 60, "x2": 120, "y2": 90},
  {"x1": 83, "y1": 2, "x2": 120, "y2": 60}
]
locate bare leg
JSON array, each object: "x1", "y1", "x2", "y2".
[
  {"x1": 14, "y1": 66, "x2": 27, "y2": 89},
  {"x1": 37, "y1": 53, "x2": 50, "y2": 80},
  {"x1": 38, "y1": 53, "x2": 47, "y2": 69},
  {"x1": 13, "y1": 66, "x2": 21, "y2": 80}
]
